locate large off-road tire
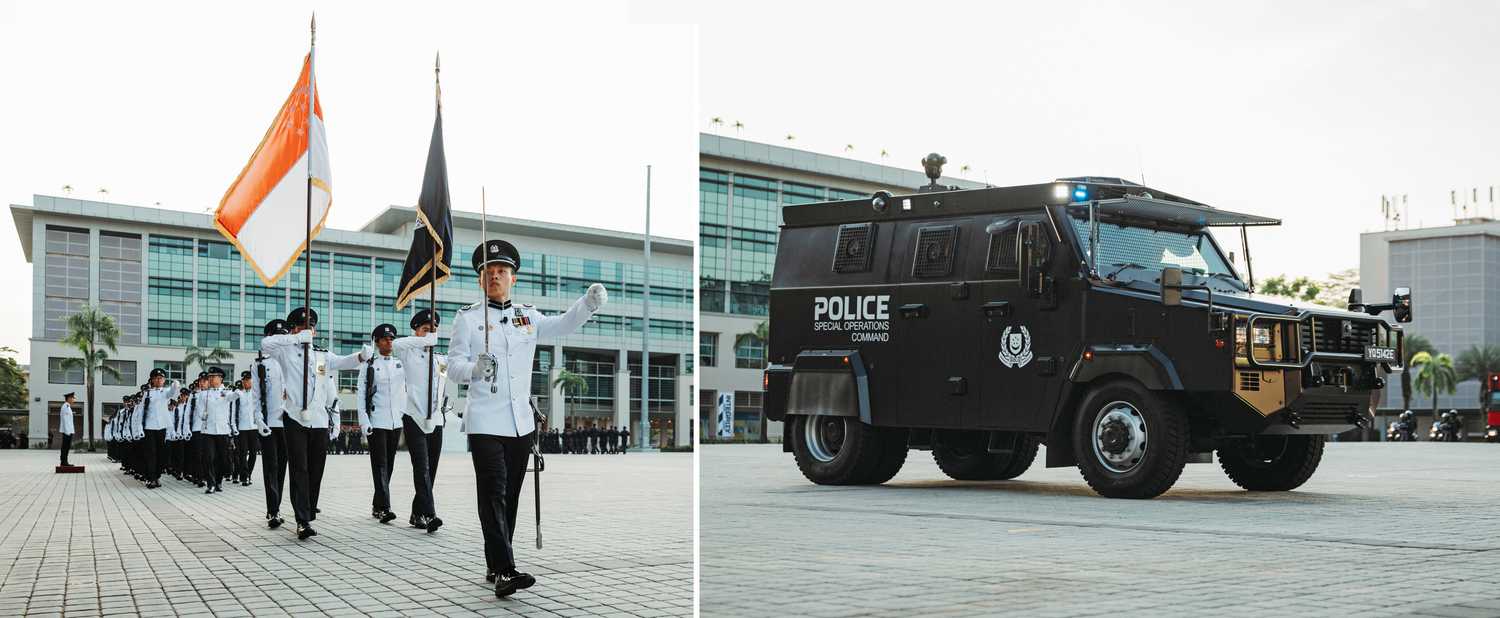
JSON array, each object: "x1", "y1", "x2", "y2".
[
  {"x1": 1072, "y1": 379, "x2": 1189, "y2": 499},
  {"x1": 932, "y1": 431, "x2": 1039, "y2": 481},
  {"x1": 790, "y1": 415, "x2": 906, "y2": 485},
  {"x1": 1216, "y1": 434, "x2": 1324, "y2": 491}
]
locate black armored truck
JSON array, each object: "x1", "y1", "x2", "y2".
[{"x1": 762, "y1": 155, "x2": 1412, "y2": 499}]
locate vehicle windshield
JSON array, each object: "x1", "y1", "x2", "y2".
[{"x1": 1068, "y1": 216, "x2": 1238, "y2": 281}]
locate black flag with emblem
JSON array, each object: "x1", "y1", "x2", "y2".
[{"x1": 394, "y1": 106, "x2": 453, "y2": 310}]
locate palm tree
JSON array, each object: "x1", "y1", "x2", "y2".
[
  {"x1": 59, "y1": 306, "x2": 121, "y2": 450},
  {"x1": 710, "y1": 116, "x2": 724, "y2": 133},
  {"x1": 785, "y1": 134, "x2": 795, "y2": 142},
  {"x1": 1399, "y1": 335, "x2": 1433, "y2": 410},
  {"x1": 733, "y1": 120, "x2": 744, "y2": 134},
  {"x1": 845, "y1": 144, "x2": 854, "y2": 153},
  {"x1": 551, "y1": 367, "x2": 589, "y2": 416},
  {"x1": 183, "y1": 344, "x2": 233, "y2": 374},
  {"x1": 753, "y1": 321, "x2": 770, "y2": 443},
  {"x1": 1455, "y1": 344, "x2": 1500, "y2": 407},
  {"x1": 1410, "y1": 351, "x2": 1458, "y2": 418},
  {"x1": 960, "y1": 164, "x2": 972, "y2": 175},
  {"x1": 880, "y1": 149, "x2": 889, "y2": 158},
  {"x1": 61, "y1": 184, "x2": 73, "y2": 194}
]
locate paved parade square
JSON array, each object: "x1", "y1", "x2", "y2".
[
  {"x1": 701, "y1": 443, "x2": 1500, "y2": 618},
  {"x1": 0, "y1": 449, "x2": 692, "y2": 617}
]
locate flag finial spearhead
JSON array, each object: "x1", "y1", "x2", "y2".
[{"x1": 310, "y1": 12, "x2": 316, "y2": 45}]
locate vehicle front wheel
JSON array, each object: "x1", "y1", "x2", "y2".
[
  {"x1": 1072, "y1": 380, "x2": 1189, "y2": 499},
  {"x1": 790, "y1": 415, "x2": 906, "y2": 485},
  {"x1": 1217, "y1": 435, "x2": 1324, "y2": 491}
]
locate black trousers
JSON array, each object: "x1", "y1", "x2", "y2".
[
  {"x1": 282, "y1": 417, "x2": 329, "y2": 525},
  {"x1": 426, "y1": 424, "x2": 443, "y2": 480},
  {"x1": 59, "y1": 434, "x2": 72, "y2": 465},
  {"x1": 199, "y1": 434, "x2": 230, "y2": 488},
  {"x1": 236, "y1": 430, "x2": 258, "y2": 482},
  {"x1": 469, "y1": 432, "x2": 534, "y2": 572},
  {"x1": 260, "y1": 428, "x2": 287, "y2": 516},
  {"x1": 402, "y1": 416, "x2": 436, "y2": 518},
  {"x1": 143, "y1": 429, "x2": 165, "y2": 481},
  {"x1": 367, "y1": 427, "x2": 400, "y2": 512}
]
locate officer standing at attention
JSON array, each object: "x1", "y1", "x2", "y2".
[
  {"x1": 252, "y1": 320, "x2": 289, "y2": 529},
  {"x1": 58, "y1": 392, "x2": 76, "y2": 466},
  {"x1": 389, "y1": 309, "x2": 446, "y2": 532},
  {"x1": 356, "y1": 323, "x2": 416, "y2": 526},
  {"x1": 261, "y1": 307, "x2": 367, "y2": 540},
  {"x1": 449, "y1": 239, "x2": 607, "y2": 598}
]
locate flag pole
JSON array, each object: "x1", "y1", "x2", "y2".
[
  {"x1": 427, "y1": 51, "x2": 439, "y2": 420},
  {"x1": 640, "y1": 164, "x2": 651, "y2": 449},
  {"x1": 303, "y1": 13, "x2": 315, "y2": 417}
]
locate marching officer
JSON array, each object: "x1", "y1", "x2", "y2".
[
  {"x1": 391, "y1": 309, "x2": 447, "y2": 532},
  {"x1": 233, "y1": 371, "x2": 259, "y2": 486},
  {"x1": 356, "y1": 323, "x2": 418, "y2": 525},
  {"x1": 252, "y1": 320, "x2": 289, "y2": 529},
  {"x1": 449, "y1": 239, "x2": 607, "y2": 598},
  {"x1": 192, "y1": 366, "x2": 240, "y2": 494},
  {"x1": 141, "y1": 369, "x2": 179, "y2": 489},
  {"x1": 261, "y1": 307, "x2": 366, "y2": 540}
]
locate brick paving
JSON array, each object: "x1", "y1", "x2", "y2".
[
  {"x1": 0, "y1": 448, "x2": 691, "y2": 617},
  {"x1": 701, "y1": 442, "x2": 1500, "y2": 618}
]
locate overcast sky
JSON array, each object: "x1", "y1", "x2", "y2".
[
  {"x1": 698, "y1": 0, "x2": 1500, "y2": 281},
  {"x1": 0, "y1": 1, "x2": 697, "y2": 363}
]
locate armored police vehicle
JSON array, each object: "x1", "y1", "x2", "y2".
[{"x1": 763, "y1": 155, "x2": 1411, "y2": 499}]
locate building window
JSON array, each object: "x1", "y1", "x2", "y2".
[
  {"x1": 43, "y1": 226, "x2": 90, "y2": 340},
  {"x1": 628, "y1": 359, "x2": 677, "y2": 413},
  {"x1": 98, "y1": 232, "x2": 143, "y2": 343},
  {"x1": 149, "y1": 235, "x2": 195, "y2": 346},
  {"x1": 562, "y1": 351, "x2": 616, "y2": 414},
  {"x1": 154, "y1": 361, "x2": 186, "y2": 382},
  {"x1": 700, "y1": 332, "x2": 718, "y2": 367},
  {"x1": 101, "y1": 359, "x2": 137, "y2": 386},
  {"x1": 733, "y1": 390, "x2": 764, "y2": 439},
  {"x1": 47, "y1": 357, "x2": 84, "y2": 384},
  {"x1": 338, "y1": 370, "x2": 359, "y2": 393},
  {"x1": 734, "y1": 334, "x2": 765, "y2": 369}
]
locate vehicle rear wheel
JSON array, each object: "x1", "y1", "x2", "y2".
[
  {"x1": 1217, "y1": 434, "x2": 1324, "y2": 491},
  {"x1": 790, "y1": 415, "x2": 903, "y2": 485},
  {"x1": 932, "y1": 431, "x2": 1039, "y2": 480},
  {"x1": 1072, "y1": 380, "x2": 1189, "y2": 499}
]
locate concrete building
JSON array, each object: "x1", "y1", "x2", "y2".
[
  {"x1": 13, "y1": 194, "x2": 695, "y2": 450},
  {"x1": 697, "y1": 134, "x2": 983, "y2": 441},
  {"x1": 1360, "y1": 218, "x2": 1500, "y2": 435}
]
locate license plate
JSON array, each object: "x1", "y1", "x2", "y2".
[{"x1": 1364, "y1": 346, "x2": 1397, "y2": 362}]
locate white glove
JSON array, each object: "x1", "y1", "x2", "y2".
[
  {"x1": 478, "y1": 353, "x2": 499, "y2": 382},
  {"x1": 422, "y1": 332, "x2": 439, "y2": 347},
  {"x1": 361, "y1": 425, "x2": 372, "y2": 437},
  {"x1": 585, "y1": 283, "x2": 608, "y2": 311},
  {"x1": 361, "y1": 343, "x2": 374, "y2": 361},
  {"x1": 296, "y1": 329, "x2": 314, "y2": 344},
  {"x1": 257, "y1": 421, "x2": 272, "y2": 437}
]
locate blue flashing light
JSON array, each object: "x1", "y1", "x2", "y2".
[{"x1": 1072, "y1": 185, "x2": 1088, "y2": 201}]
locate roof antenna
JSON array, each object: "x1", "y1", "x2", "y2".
[{"x1": 1136, "y1": 144, "x2": 1147, "y2": 186}]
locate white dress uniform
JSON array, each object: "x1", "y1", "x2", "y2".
[
  {"x1": 129, "y1": 399, "x2": 146, "y2": 440},
  {"x1": 192, "y1": 387, "x2": 240, "y2": 436},
  {"x1": 260, "y1": 333, "x2": 362, "y2": 434},
  {"x1": 59, "y1": 401, "x2": 74, "y2": 436},
  {"x1": 449, "y1": 295, "x2": 598, "y2": 437},
  {"x1": 143, "y1": 384, "x2": 177, "y2": 431},
  {"x1": 356, "y1": 352, "x2": 409, "y2": 432},
  {"x1": 250, "y1": 355, "x2": 286, "y2": 432},
  {"x1": 392, "y1": 333, "x2": 444, "y2": 429}
]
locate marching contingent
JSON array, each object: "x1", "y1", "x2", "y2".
[{"x1": 95, "y1": 240, "x2": 609, "y2": 599}]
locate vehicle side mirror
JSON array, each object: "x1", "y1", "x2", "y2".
[
  {"x1": 1161, "y1": 266, "x2": 1183, "y2": 307},
  {"x1": 1392, "y1": 287, "x2": 1412, "y2": 323}
]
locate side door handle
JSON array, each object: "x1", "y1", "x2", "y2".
[
  {"x1": 898, "y1": 303, "x2": 927, "y2": 319},
  {"x1": 981, "y1": 301, "x2": 1012, "y2": 318}
]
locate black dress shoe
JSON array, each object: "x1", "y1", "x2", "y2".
[
  {"x1": 267, "y1": 515, "x2": 284, "y2": 529},
  {"x1": 204, "y1": 487, "x2": 213, "y2": 495},
  {"x1": 486, "y1": 570, "x2": 498, "y2": 583},
  {"x1": 425, "y1": 516, "x2": 443, "y2": 533},
  {"x1": 409, "y1": 515, "x2": 424, "y2": 529},
  {"x1": 493, "y1": 570, "x2": 535, "y2": 598},
  {"x1": 372, "y1": 509, "x2": 383, "y2": 519},
  {"x1": 380, "y1": 510, "x2": 397, "y2": 524},
  {"x1": 297, "y1": 524, "x2": 317, "y2": 540}
]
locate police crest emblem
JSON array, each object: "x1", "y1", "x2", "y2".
[{"x1": 998, "y1": 326, "x2": 1034, "y2": 368}]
